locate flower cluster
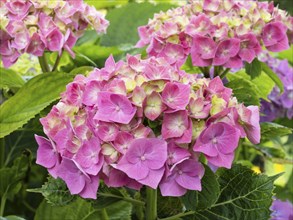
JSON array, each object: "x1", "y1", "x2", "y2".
[
  {"x1": 136, "y1": 0, "x2": 292, "y2": 69},
  {"x1": 0, "y1": 0, "x2": 109, "y2": 68},
  {"x1": 270, "y1": 199, "x2": 293, "y2": 220},
  {"x1": 259, "y1": 54, "x2": 293, "y2": 122},
  {"x1": 35, "y1": 55, "x2": 260, "y2": 199}
]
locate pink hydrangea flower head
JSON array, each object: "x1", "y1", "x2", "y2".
[
  {"x1": 160, "y1": 159, "x2": 204, "y2": 196},
  {"x1": 0, "y1": 0, "x2": 109, "y2": 67},
  {"x1": 35, "y1": 55, "x2": 262, "y2": 197},
  {"x1": 116, "y1": 138, "x2": 167, "y2": 189},
  {"x1": 193, "y1": 122, "x2": 240, "y2": 168}
]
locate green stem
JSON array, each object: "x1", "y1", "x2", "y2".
[
  {"x1": 0, "y1": 139, "x2": 4, "y2": 168},
  {"x1": 38, "y1": 55, "x2": 50, "y2": 73},
  {"x1": 145, "y1": 187, "x2": 157, "y2": 220},
  {"x1": 52, "y1": 51, "x2": 63, "y2": 72},
  {"x1": 159, "y1": 211, "x2": 195, "y2": 220},
  {"x1": 219, "y1": 68, "x2": 230, "y2": 79},
  {"x1": 0, "y1": 190, "x2": 7, "y2": 216},
  {"x1": 97, "y1": 192, "x2": 145, "y2": 206}
]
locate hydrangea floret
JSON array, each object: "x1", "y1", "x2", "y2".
[
  {"x1": 0, "y1": 0, "x2": 109, "y2": 67},
  {"x1": 136, "y1": 0, "x2": 292, "y2": 70},
  {"x1": 35, "y1": 55, "x2": 260, "y2": 199}
]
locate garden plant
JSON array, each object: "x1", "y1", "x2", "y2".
[{"x1": 0, "y1": 0, "x2": 292, "y2": 220}]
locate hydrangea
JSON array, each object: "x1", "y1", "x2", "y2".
[
  {"x1": 35, "y1": 55, "x2": 260, "y2": 198},
  {"x1": 0, "y1": 0, "x2": 109, "y2": 67},
  {"x1": 259, "y1": 54, "x2": 293, "y2": 122},
  {"x1": 270, "y1": 199, "x2": 293, "y2": 220},
  {"x1": 136, "y1": 0, "x2": 292, "y2": 69}
]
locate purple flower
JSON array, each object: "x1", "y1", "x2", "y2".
[
  {"x1": 94, "y1": 92, "x2": 137, "y2": 124},
  {"x1": 193, "y1": 122, "x2": 240, "y2": 168},
  {"x1": 160, "y1": 159, "x2": 204, "y2": 196},
  {"x1": 270, "y1": 199, "x2": 293, "y2": 220},
  {"x1": 116, "y1": 138, "x2": 167, "y2": 189}
]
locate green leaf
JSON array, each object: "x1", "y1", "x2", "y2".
[
  {"x1": 100, "y1": 2, "x2": 173, "y2": 48},
  {"x1": 189, "y1": 164, "x2": 281, "y2": 220},
  {"x1": 157, "y1": 194, "x2": 183, "y2": 218},
  {"x1": 181, "y1": 165, "x2": 220, "y2": 211},
  {"x1": 261, "y1": 62, "x2": 284, "y2": 93},
  {"x1": 84, "y1": 0, "x2": 129, "y2": 9},
  {"x1": 0, "y1": 68, "x2": 25, "y2": 90},
  {"x1": 226, "y1": 78, "x2": 260, "y2": 106},
  {"x1": 27, "y1": 176, "x2": 75, "y2": 206},
  {"x1": 0, "y1": 72, "x2": 74, "y2": 138},
  {"x1": 180, "y1": 55, "x2": 201, "y2": 74},
  {"x1": 260, "y1": 122, "x2": 292, "y2": 141},
  {"x1": 0, "y1": 152, "x2": 31, "y2": 200},
  {"x1": 245, "y1": 58, "x2": 262, "y2": 79},
  {"x1": 276, "y1": 45, "x2": 293, "y2": 64},
  {"x1": 35, "y1": 198, "x2": 132, "y2": 220},
  {"x1": 227, "y1": 71, "x2": 274, "y2": 102},
  {"x1": 69, "y1": 66, "x2": 94, "y2": 76},
  {"x1": 0, "y1": 216, "x2": 26, "y2": 220}
]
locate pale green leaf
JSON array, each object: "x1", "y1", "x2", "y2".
[
  {"x1": 0, "y1": 68, "x2": 25, "y2": 89},
  {"x1": 0, "y1": 72, "x2": 74, "y2": 138},
  {"x1": 261, "y1": 62, "x2": 284, "y2": 93},
  {"x1": 261, "y1": 122, "x2": 292, "y2": 141}
]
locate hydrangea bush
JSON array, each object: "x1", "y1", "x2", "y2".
[
  {"x1": 0, "y1": 0, "x2": 109, "y2": 68},
  {"x1": 35, "y1": 55, "x2": 260, "y2": 199},
  {"x1": 0, "y1": 0, "x2": 292, "y2": 219},
  {"x1": 136, "y1": 0, "x2": 292, "y2": 72}
]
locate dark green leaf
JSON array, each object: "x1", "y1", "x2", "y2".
[
  {"x1": 181, "y1": 165, "x2": 220, "y2": 211},
  {"x1": 0, "y1": 153, "x2": 31, "y2": 200},
  {"x1": 261, "y1": 122, "x2": 292, "y2": 141},
  {"x1": 27, "y1": 176, "x2": 75, "y2": 206},
  {"x1": 226, "y1": 78, "x2": 260, "y2": 106},
  {"x1": 35, "y1": 198, "x2": 132, "y2": 220},
  {"x1": 0, "y1": 68, "x2": 25, "y2": 90},
  {"x1": 0, "y1": 72, "x2": 74, "y2": 138},
  {"x1": 100, "y1": 2, "x2": 173, "y2": 48},
  {"x1": 261, "y1": 62, "x2": 284, "y2": 93},
  {"x1": 157, "y1": 194, "x2": 182, "y2": 218},
  {"x1": 245, "y1": 58, "x2": 262, "y2": 79},
  {"x1": 189, "y1": 164, "x2": 281, "y2": 220}
]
